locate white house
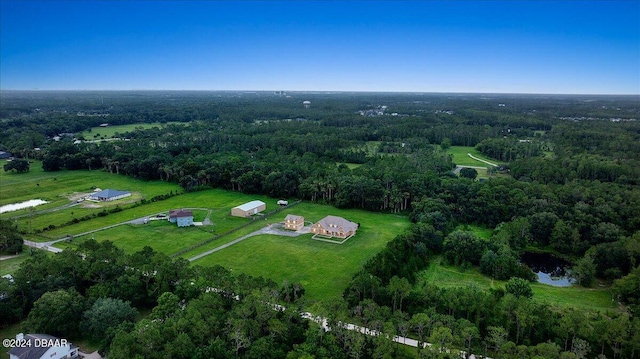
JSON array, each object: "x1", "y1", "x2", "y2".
[{"x1": 8, "y1": 333, "x2": 79, "y2": 359}]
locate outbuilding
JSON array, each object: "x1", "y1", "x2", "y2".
[
  {"x1": 231, "y1": 200, "x2": 266, "y2": 218},
  {"x1": 87, "y1": 189, "x2": 131, "y2": 202}
]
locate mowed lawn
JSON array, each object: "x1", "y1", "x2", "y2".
[
  {"x1": 420, "y1": 257, "x2": 617, "y2": 312},
  {"x1": 63, "y1": 220, "x2": 215, "y2": 255},
  {"x1": 42, "y1": 189, "x2": 280, "y2": 240},
  {"x1": 0, "y1": 251, "x2": 31, "y2": 276},
  {"x1": 447, "y1": 146, "x2": 499, "y2": 167},
  {"x1": 191, "y1": 202, "x2": 411, "y2": 301},
  {"x1": 80, "y1": 122, "x2": 187, "y2": 139},
  {"x1": 0, "y1": 160, "x2": 180, "y2": 214}
]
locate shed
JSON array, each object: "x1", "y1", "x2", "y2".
[{"x1": 231, "y1": 200, "x2": 266, "y2": 218}]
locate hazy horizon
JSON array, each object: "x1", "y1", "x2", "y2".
[{"x1": 1, "y1": 1, "x2": 638, "y2": 95}]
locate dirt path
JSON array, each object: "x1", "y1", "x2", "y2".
[
  {"x1": 467, "y1": 153, "x2": 498, "y2": 167},
  {"x1": 0, "y1": 254, "x2": 21, "y2": 261}
]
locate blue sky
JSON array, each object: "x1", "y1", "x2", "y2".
[{"x1": 1, "y1": 0, "x2": 638, "y2": 94}]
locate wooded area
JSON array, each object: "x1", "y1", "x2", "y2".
[{"x1": 1, "y1": 91, "x2": 639, "y2": 358}]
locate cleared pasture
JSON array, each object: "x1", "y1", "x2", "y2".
[
  {"x1": 63, "y1": 220, "x2": 214, "y2": 255},
  {"x1": 0, "y1": 251, "x2": 31, "y2": 276},
  {"x1": 420, "y1": 257, "x2": 617, "y2": 312},
  {"x1": 79, "y1": 122, "x2": 186, "y2": 139},
  {"x1": 447, "y1": 146, "x2": 499, "y2": 167},
  {"x1": 191, "y1": 202, "x2": 411, "y2": 301},
  {"x1": 0, "y1": 160, "x2": 180, "y2": 212},
  {"x1": 40, "y1": 189, "x2": 279, "y2": 241}
]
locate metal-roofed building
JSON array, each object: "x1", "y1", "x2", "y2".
[
  {"x1": 231, "y1": 200, "x2": 266, "y2": 218},
  {"x1": 87, "y1": 189, "x2": 131, "y2": 202}
]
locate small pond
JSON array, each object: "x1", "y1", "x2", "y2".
[
  {"x1": 0, "y1": 199, "x2": 49, "y2": 214},
  {"x1": 520, "y1": 251, "x2": 575, "y2": 287}
]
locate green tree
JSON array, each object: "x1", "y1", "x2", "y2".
[
  {"x1": 459, "y1": 167, "x2": 478, "y2": 180},
  {"x1": 410, "y1": 313, "x2": 431, "y2": 352},
  {"x1": 440, "y1": 138, "x2": 451, "y2": 150},
  {"x1": 612, "y1": 265, "x2": 640, "y2": 314},
  {"x1": 80, "y1": 297, "x2": 138, "y2": 341},
  {"x1": 24, "y1": 288, "x2": 86, "y2": 337},
  {"x1": 0, "y1": 220, "x2": 23, "y2": 254},
  {"x1": 572, "y1": 254, "x2": 596, "y2": 287},
  {"x1": 3, "y1": 159, "x2": 29, "y2": 173},
  {"x1": 152, "y1": 292, "x2": 180, "y2": 322},
  {"x1": 443, "y1": 230, "x2": 487, "y2": 266},
  {"x1": 388, "y1": 276, "x2": 411, "y2": 313},
  {"x1": 485, "y1": 326, "x2": 508, "y2": 354},
  {"x1": 429, "y1": 326, "x2": 453, "y2": 354},
  {"x1": 505, "y1": 277, "x2": 533, "y2": 299}
]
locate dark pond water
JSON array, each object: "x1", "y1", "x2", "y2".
[{"x1": 520, "y1": 252, "x2": 575, "y2": 287}]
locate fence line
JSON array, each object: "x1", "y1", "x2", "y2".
[{"x1": 171, "y1": 200, "x2": 302, "y2": 258}]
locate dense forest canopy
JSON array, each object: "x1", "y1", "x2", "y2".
[{"x1": 1, "y1": 91, "x2": 640, "y2": 358}]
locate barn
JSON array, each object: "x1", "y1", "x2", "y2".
[
  {"x1": 87, "y1": 189, "x2": 131, "y2": 202},
  {"x1": 231, "y1": 200, "x2": 266, "y2": 218}
]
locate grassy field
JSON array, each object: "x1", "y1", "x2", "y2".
[
  {"x1": 41, "y1": 189, "x2": 279, "y2": 241},
  {"x1": 79, "y1": 122, "x2": 186, "y2": 139},
  {"x1": 447, "y1": 146, "x2": 499, "y2": 167},
  {"x1": 60, "y1": 220, "x2": 215, "y2": 255},
  {"x1": 0, "y1": 160, "x2": 180, "y2": 213},
  {"x1": 0, "y1": 251, "x2": 31, "y2": 276},
  {"x1": 420, "y1": 257, "x2": 617, "y2": 312},
  {"x1": 3, "y1": 163, "x2": 410, "y2": 302},
  {"x1": 191, "y1": 202, "x2": 411, "y2": 301}
]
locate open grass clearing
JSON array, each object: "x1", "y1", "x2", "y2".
[
  {"x1": 0, "y1": 160, "x2": 180, "y2": 214},
  {"x1": 59, "y1": 220, "x2": 215, "y2": 256},
  {"x1": 447, "y1": 146, "x2": 499, "y2": 167},
  {"x1": 191, "y1": 202, "x2": 410, "y2": 301},
  {"x1": 79, "y1": 122, "x2": 186, "y2": 139},
  {"x1": 25, "y1": 188, "x2": 277, "y2": 241},
  {"x1": 0, "y1": 250, "x2": 31, "y2": 276},
  {"x1": 419, "y1": 257, "x2": 617, "y2": 312},
  {"x1": 44, "y1": 189, "x2": 284, "y2": 252}
]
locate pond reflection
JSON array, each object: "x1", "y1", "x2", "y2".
[{"x1": 520, "y1": 252, "x2": 575, "y2": 287}]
